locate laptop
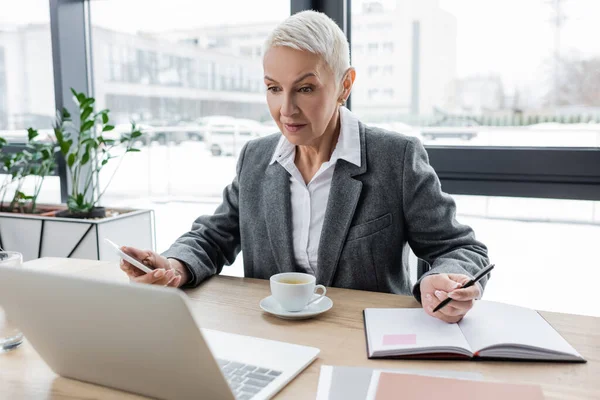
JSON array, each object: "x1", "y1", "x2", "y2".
[{"x1": 0, "y1": 266, "x2": 320, "y2": 400}]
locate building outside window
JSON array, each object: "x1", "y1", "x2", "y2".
[{"x1": 350, "y1": 0, "x2": 600, "y2": 317}]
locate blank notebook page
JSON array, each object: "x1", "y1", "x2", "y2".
[{"x1": 458, "y1": 301, "x2": 581, "y2": 356}]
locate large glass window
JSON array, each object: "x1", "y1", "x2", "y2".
[
  {"x1": 0, "y1": 0, "x2": 55, "y2": 136},
  {"x1": 90, "y1": 0, "x2": 290, "y2": 264},
  {"x1": 0, "y1": 0, "x2": 59, "y2": 205},
  {"x1": 453, "y1": 195, "x2": 600, "y2": 317},
  {"x1": 351, "y1": 0, "x2": 600, "y2": 148},
  {"x1": 351, "y1": 1, "x2": 599, "y2": 316}
]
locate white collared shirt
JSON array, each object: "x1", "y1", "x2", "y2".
[{"x1": 269, "y1": 106, "x2": 361, "y2": 274}]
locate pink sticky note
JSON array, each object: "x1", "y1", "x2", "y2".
[{"x1": 382, "y1": 334, "x2": 417, "y2": 346}]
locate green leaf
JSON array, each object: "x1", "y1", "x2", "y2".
[
  {"x1": 102, "y1": 113, "x2": 109, "y2": 124},
  {"x1": 80, "y1": 120, "x2": 95, "y2": 132},
  {"x1": 101, "y1": 158, "x2": 109, "y2": 166},
  {"x1": 102, "y1": 125, "x2": 114, "y2": 132},
  {"x1": 62, "y1": 107, "x2": 71, "y2": 119},
  {"x1": 80, "y1": 98, "x2": 95, "y2": 109},
  {"x1": 81, "y1": 151, "x2": 90, "y2": 165},
  {"x1": 27, "y1": 128, "x2": 39, "y2": 141},
  {"x1": 67, "y1": 153, "x2": 76, "y2": 167},
  {"x1": 70, "y1": 88, "x2": 78, "y2": 99},
  {"x1": 21, "y1": 193, "x2": 34, "y2": 201},
  {"x1": 67, "y1": 195, "x2": 86, "y2": 212},
  {"x1": 72, "y1": 193, "x2": 93, "y2": 213},
  {"x1": 60, "y1": 139, "x2": 72, "y2": 155},
  {"x1": 131, "y1": 130, "x2": 142, "y2": 138},
  {"x1": 15, "y1": 191, "x2": 33, "y2": 201},
  {"x1": 0, "y1": 137, "x2": 6, "y2": 146},
  {"x1": 54, "y1": 127, "x2": 64, "y2": 143},
  {"x1": 126, "y1": 148, "x2": 141, "y2": 152},
  {"x1": 81, "y1": 106, "x2": 93, "y2": 122}
]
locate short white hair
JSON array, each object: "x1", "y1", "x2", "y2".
[{"x1": 263, "y1": 10, "x2": 350, "y2": 83}]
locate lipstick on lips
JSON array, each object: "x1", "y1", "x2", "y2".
[{"x1": 283, "y1": 123, "x2": 307, "y2": 133}]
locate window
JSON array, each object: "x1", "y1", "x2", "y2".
[
  {"x1": 351, "y1": 0, "x2": 600, "y2": 148},
  {"x1": 453, "y1": 195, "x2": 600, "y2": 317},
  {"x1": 367, "y1": 65, "x2": 379, "y2": 76},
  {"x1": 90, "y1": 0, "x2": 289, "y2": 269},
  {"x1": 0, "y1": 0, "x2": 55, "y2": 136},
  {"x1": 0, "y1": 0, "x2": 59, "y2": 205},
  {"x1": 0, "y1": 47, "x2": 6, "y2": 129},
  {"x1": 348, "y1": 0, "x2": 600, "y2": 315}
]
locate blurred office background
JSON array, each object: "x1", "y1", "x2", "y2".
[{"x1": 1, "y1": 0, "x2": 599, "y2": 316}]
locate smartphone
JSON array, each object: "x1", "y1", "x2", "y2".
[{"x1": 104, "y1": 238, "x2": 154, "y2": 274}]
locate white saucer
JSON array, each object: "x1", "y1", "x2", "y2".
[{"x1": 259, "y1": 294, "x2": 333, "y2": 320}]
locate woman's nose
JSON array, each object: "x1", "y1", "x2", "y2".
[{"x1": 280, "y1": 94, "x2": 298, "y2": 117}]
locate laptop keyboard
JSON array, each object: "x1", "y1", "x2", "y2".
[{"x1": 217, "y1": 358, "x2": 282, "y2": 400}]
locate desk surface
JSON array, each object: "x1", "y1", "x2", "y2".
[{"x1": 1, "y1": 258, "x2": 599, "y2": 399}]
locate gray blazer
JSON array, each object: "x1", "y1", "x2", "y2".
[{"x1": 163, "y1": 123, "x2": 490, "y2": 301}]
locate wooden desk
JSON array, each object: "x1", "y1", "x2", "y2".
[{"x1": 1, "y1": 258, "x2": 599, "y2": 399}]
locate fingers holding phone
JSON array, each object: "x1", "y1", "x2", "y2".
[
  {"x1": 119, "y1": 246, "x2": 155, "y2": 277},
  {"x1": 105, "y1": 239, "x2": 185, "y2": 288},
  {"x1": 119, "y1": 246, "x2": 183, "y2": 288}
]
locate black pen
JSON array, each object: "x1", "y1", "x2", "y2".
[{"x1": 432, "y1": 264, "x2": 495, "y2": 313}]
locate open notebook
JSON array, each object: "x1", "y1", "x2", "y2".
[{"x1": 364, "y1": 301, "x2": 585, "y2": 362}]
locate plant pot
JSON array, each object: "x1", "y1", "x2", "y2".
[
  {"x1": 55, "y1": 207, "x2": 106, "y2": 219},
  {"x1": 39, "y1": 209, "x2": 59, "y2": 217},
  {"x1": 0, "y1": 205, "x2": 155, "y2": 262}
]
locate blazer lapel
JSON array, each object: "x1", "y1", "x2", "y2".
[
  {"x1": 316, "y1": 125, "x2": 367, "y2": 286},
  {"x1": 263, "y1": 162, "x2": 296, "y2": 273}
]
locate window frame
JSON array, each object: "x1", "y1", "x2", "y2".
[
  {"x1": 6, "y1": 0, "x2": 599, "y2": 202},
  {"x1": 295, "y1": 0, "x2": 600, "y2": 201}
]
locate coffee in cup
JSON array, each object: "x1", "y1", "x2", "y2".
[{"x1": 270, "y1": 272, "x2": 326, "y2": 312}]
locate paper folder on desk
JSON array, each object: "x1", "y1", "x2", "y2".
[
  {"x1": 363, "y1": 301, "x2": 586, "y2": 362},
  {"x1": 368, "y1": 372, "x2": 544, "y2": 400}
]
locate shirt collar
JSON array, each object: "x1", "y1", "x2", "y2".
[{"x1": 269, "y1": 106, "x2": 361, "y2": 167}]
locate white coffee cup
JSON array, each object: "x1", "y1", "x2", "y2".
[{"x1": 270, "y1": 272, "x2": 327, "y2": 312}]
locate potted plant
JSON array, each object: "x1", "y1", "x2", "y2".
[
  {"x1": 53, "y1": 89, "x2": 143, "y2": 218},
  {"x1": 0, "y1": 129, "x2": 56, "y2": 215},
  {"x1": 0, "y1": 89, "x2": 155, "y2": 262}
]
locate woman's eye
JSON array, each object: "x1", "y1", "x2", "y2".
[
  {"x1": 298, "y1": 87, "x2": 313, "y2": 93},
  {"x1": 267, "y1": 86, "x2": 281, "y2": 93}
]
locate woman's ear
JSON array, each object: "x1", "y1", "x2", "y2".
[{"x1": 339, "y1": 68, "x2": 356, "y2": 103}]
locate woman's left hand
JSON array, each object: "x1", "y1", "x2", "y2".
[{"x1": 420, "y1": 273, "x2": 480, "y2": 323}]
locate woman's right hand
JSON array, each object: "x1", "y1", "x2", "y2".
[{"x1": 119, "y1": 246, "x2": 188, "y2": 288}]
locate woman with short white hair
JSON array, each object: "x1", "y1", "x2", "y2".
[{"x1": 121, "y1": 10, "x2": 490, "y2": 324}]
